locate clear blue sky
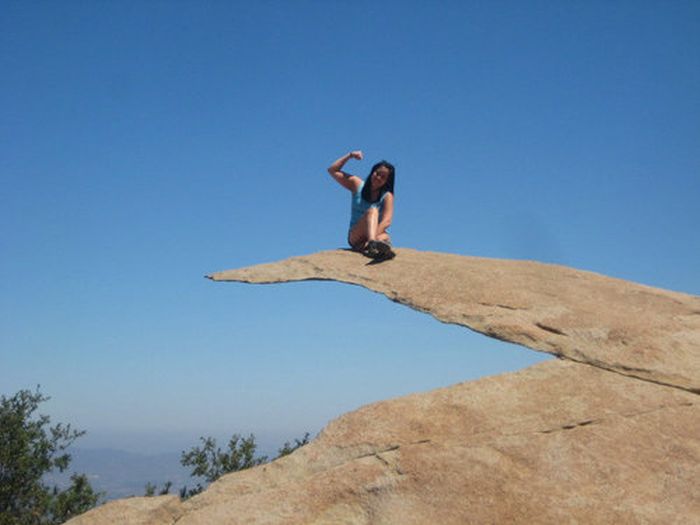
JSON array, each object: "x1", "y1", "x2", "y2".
[{"x1": 2, "y1": 1, "x2": 698, "y2": 454}]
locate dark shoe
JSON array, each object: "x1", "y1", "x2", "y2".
[
  {"x1": 367, "y1": 240, "x2": 394, "y2": 260},
  {"x1": 363, "y1": 241, "x2": 378, "y2": 258}
]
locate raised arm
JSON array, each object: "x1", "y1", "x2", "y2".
[{"x1": 327, "y1": 151, "x2": 363, "y2": 192}]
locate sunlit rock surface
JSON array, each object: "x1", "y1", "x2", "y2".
[
  {"x1": 67, "y1": 249, "x2": 700, "y2": 524},
  {"x1": 210, "y1": 248, "x2": 700, "y2": 393}
]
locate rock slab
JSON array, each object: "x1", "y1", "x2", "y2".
[
  {"x1": 67, "y1": 249, "x2": 700, "y2": 524},
  {"x1": 209, "y1": 249, "x2": 700, "y2": 394}
]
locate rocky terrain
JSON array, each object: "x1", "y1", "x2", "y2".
[{"x1": 67, "y1": 249, "x2": 700, "y2": 524}]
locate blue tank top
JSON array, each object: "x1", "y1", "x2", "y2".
[{"x1": 349, "y1": 180, "x2": 387, "y2": 231}]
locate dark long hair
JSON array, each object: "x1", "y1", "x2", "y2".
[{"x1": 361, "y1": 160, "x2": 395, "y2": 203}]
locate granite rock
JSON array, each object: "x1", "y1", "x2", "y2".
[{"x1": 67, "y1": 249, "x2": 700, "y2": 524}]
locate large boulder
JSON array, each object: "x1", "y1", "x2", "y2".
[{"x1": 67, "y1": 249, "x2": 700, "y2": 524}]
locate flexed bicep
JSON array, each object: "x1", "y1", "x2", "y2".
[
  {"x1": 327, "y1": 151, "x2": 364, "y2": 192},
  {"x1": 328, "y1": 170, "x2": 361, "y2": 191}
]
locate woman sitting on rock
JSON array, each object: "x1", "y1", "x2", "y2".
[{"x1": 327, "y1": 150, "x2": 396, "y2": 260}]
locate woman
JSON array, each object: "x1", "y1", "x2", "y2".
[{"x1": 327, "y1": 150, "x2": 396, "y2": 259}]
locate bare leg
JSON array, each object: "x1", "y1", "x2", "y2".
[{"x1": 348, "y1": 207, "x2": 379, "y2": 251}]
